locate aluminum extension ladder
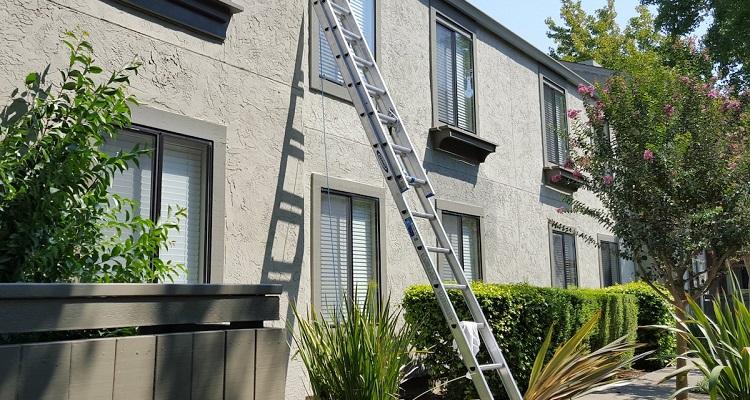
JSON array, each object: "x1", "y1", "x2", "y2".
[{"x1": 311, "y1": 1, "x2": 523, "y2": 399}]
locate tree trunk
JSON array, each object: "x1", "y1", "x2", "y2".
[{"x1": 669, "y1": 287, "x2": 690, "y2": 400}]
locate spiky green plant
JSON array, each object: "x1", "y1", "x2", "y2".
[
  {"x1": 524, "y1": 312, "x2": 649, "y2": 400},
  {"x1": 289, "y1": 289, "x2": 414, "y2": 400},
  {"x1": 658, "y1": 277, "x2": 750, "y2": 400}
]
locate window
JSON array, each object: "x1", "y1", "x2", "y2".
[
  {"x1": 312, "y1": 0, "x2": 376, "y2": 96},
  {"x1": 438, "y1": 212, "x2": 481, "y2": 281},
  {"x1": 319, "y1": 189, "x2": 380, "y2": 319},
  {"x1": 104, "y1": 127, "x2": 212, "y2": 283},
  {"x1": 551, "y1": 230, "x2": 578, "y2": 288},
  {"x1": 543, "y1": 82, "x2": 569, "y2": 165},
  {"x1": 435, "y1": 19, "x2": 476, "y2": 133},
  {"x1": 600, "y1": 240, "x2": 621, "y2": 287}
]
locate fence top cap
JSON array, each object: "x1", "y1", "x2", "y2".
[{"x1": 0, "y1": 283, "x2": 283, "y2": 299}]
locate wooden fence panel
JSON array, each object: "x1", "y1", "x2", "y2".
[
  {"x1": 18, "y1": 342, "x2": 71, "y2": 400},
  {"x1": 191, "y1": 331, "x2": 226, "y2": 400},
  {"x1": 113, "y1": 336, "x2": 156, "y2": 400},
  {"x1": 225, "y1": 329, "x2": 256, "y2": 400},
  {"x1": 255, "y1": 328, "x2": 289, "y2": 400},
  {"x1": 69, "y1": 339, "x2": 116, "y2": 400},
  {"x1": 154, "y1": 332, "x2": 194, "y2": 400},
  {"x1": 0, "y1": 345, "x2": 20, "y2": 400}
]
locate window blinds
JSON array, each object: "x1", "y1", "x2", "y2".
[
  {"x1": 439, "y1": 213, "x2": 480, "y2": 281},
  {"x1": 103, "y1": 131, "x2": 154, "y2": 219},
  {"x1": 159, "y1": 139, "x2": 207, "y2": 284},
  {"x1": 436, "y1": 23, "x2": 476, "y2": 132},
  {"x1": 552, "y1": 231, "x2": 578, "y2": 288},
  {"x1": 600, "y1": 241, "x2": 620, "y2": 287},
  {"x1": 318, "y1": 0, "x2": 375, "y2": 84},
  {"x1": 544, "y1": 84, "x2": 568, "y2": 165},
  {"x1": 320, "y1": 192, "x2": 378, "y2": 320}
]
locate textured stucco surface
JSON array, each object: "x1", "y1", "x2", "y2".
[{"x1": 0, "y1": 0, "x2": 619, "y2": 398}]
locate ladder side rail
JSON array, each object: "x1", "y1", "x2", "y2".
[{"x1": 313, "y1": 0, "x2": 409, "y2": 192}]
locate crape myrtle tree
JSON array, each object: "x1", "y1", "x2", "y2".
[
  {"x1": 0, "y1": 30, "x2": 186, "y2": 283},
  {"x1": 557, "y1": 66, "x2": 750, "y2": 397}
]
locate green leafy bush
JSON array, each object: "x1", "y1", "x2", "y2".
[
  {"x1": 605, "y1": 281, "x2": 676, "y2": 370},
  {"x1": 402, "y1": 283, "x2": 637, "y2": 400},
  {"x1": 0, "y1": 30, "x2": 185, "y2": 283}
]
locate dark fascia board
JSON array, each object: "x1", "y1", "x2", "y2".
[
  {"x1": 116, "y1": 0, "x2": 244, "y2": 41},
  {"x1": 444, "y1": 0, "x2": 590, "y2": 87},
  {"x1": 430, "y1": 125, "x2": 497, "y2": 164}
]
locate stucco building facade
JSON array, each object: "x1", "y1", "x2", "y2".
[{"x1": 0, "y1": 0, "x2": 634, "y2": 397}]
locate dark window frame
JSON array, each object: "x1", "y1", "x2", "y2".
[
  {"x1": 599, "y1": 239, "x2": 621, "y2": 287},
  {"x1": 550, "y1": 229, "x2": 578, "y2": 288},
  {"x1": 126, "y1": 124, "x2": 215, "y2": 283},
  {"x1": 319, "y1": 187, "x2": 382, "y2": 305},
  {"x1": 541, "y1": 79, "x2": 570, "y2": 166},
  {"x1": 440, "y1": 210, "x2": 482, "y2": 280}
]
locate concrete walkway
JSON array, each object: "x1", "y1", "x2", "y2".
[{"x1": 579, "y1": 366, "x2": 709, "y2": 400}]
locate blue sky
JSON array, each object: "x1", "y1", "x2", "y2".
[{"x1": 469, "y1": 0, "x2": 645, "y2": 54}]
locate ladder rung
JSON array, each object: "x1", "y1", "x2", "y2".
[
  {"x1": 378, "y1": 112, "x2": 397, "y2": 125},
  {"x1": 391, "y1": 144, "x2": 412, "y2": 154},
  {"x1": 480, "y1": 363, "x2": 506, "y2": 372},
  {"x1": 406, "y1": 175, "x2": 426, "y2": 186},
  {"x1": 364, "y1": 83, "x2": 386, "y2": 97},
  {"x1": 425, "y1": 246, "x2": 451, "y2": 254},
  {"x1": 353, "y1": 55, "x2": 374, "y2": 68},
  {"x1": 411, "y1": 211, "x2": 435, "y2": 219},
  {"x1": 330, "y1": 2, "x2": 350, "y2": 15},
  {"x1": 341, "y1": 27, "x2": 361, "y2": 42},
  {"x1": 444, "y1": 284, "x2": 467, "y2": 290}
]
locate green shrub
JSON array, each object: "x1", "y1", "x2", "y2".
[
  {"x1": 402, "y1": 283, "x2": 638, "y2": 400},
  {"x1": 605, "y1": 281, "x2": 676, "y2": 370}
]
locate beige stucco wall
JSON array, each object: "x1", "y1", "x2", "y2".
[{"x1": 0, "y1": 0, "x2": 614, "y2": 398}]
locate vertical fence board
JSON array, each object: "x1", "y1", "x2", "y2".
[
  {"x1": 154, "y1": 333, "x2": 193, "y2": 400},
  {"x1": 191, "y1": 331, "x2": 226, "y2": 400},
  {"x1": 254, "y1": 329, "x2": 288, "y2": 400},
  {"x1": 113, "y1": 336, "x2": 156, "y2": 400},
  {"x1": 0, "y1": 345, "x2": 20, "y2": 400},
  {"x1": 18, "y1": 342, "x2": 71, "y2": 400},
  {"x1": 224, "y1": 330, "x2": 256, "y2": 400},
  {"x1": 69, "y1": 339, "x2": 116, "y2": 400}
]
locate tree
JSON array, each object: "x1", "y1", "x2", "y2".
[
  {"x1": 559, "y1": 66, "x2": 750, "y2": 398},
  {"x1": 643, "y1": 0, "x2": 750, "y2": 91},
  {"x1": 545, "y1": 0, "x2": 663, "y2": 71},
  {"x1": 0, "y1": 30, "x2": 185, "y2": 283}
]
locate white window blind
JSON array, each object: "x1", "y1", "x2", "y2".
[
  {"x1": 552, "y1": 231, "x2": 578, "y2": 288},
  {"x1": 318, "y1": 0, "x2": 375, "y2": 84},
  {"x1": 544, "y1": 83, "x2": 569, "y2": 165},
  {"x1": 600, "y1": 240, "x2": 621, "y2": 287},
  {"x1": 320, "y1": 191, "x2": 378, "y2": 320},
  {"x1": 103, "y1": 131, "x2": 154, "y2": 219},
  {"x1": 159, "y1": 138, "x2": 207, "y2": 283},
  {"x1": 436, "y1": 22, "x2": 475, "y2": 132},
  {"x1": 439, "y1": 212, "x2": 480, "y2": 281}
]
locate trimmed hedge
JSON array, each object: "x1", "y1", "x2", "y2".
[
  {"x1": 604, "y1": 281, "x2": 676, "y2": 370},
  {"x1": 403, "y1": 283, "x2": 638, "y2": 400}
]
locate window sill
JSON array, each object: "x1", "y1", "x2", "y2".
[
  {"x1": 543, "y1": 165, "x2": 584, "y2": 192},
  {"x1": 116, "y1": 0, "x2": 244, "y2": 41},
  {"x1": 429, "y1": 125, "x2": 496, "y2": 164}
]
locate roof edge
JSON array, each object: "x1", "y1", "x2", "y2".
[{"x1": 444, "y1": 0, "x2": 591, "y2": 87}]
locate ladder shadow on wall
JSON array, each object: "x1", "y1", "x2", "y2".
[{"x1": 259, "y1": 20, "x2": 306, "y2": 345}]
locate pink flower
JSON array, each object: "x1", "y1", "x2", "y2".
[
  {"x1": 643, "y1": 149, "x2": 655, "y2": 161},
  {"x1": 567, "y1": 109, "x2": 581, "y2": 119},
  {"x1": 564, "y1": 158, "x2": 574, "y2": 169},
  {"x1": 550, "y1": 174, "x2": 563, "y2": 183},
  {"x1": 663, "y1": 104, "x2": 674, "y2": 118},
  {"x1": 679, "y1": 76, "x2": 691, "y2": 84},
  {"x1": 573, "y1": 169, "x2": 584, "y2": 179},
  {"x1": 708, "y1": 90, "x2": 720, "y2": 99},
  {"x1": 729, "y1": 161, "x2": 738, "y2": 170},
  {"x1": 722, "y1": 99, "x2": 741, "y2": 112},
  {"x1": 602, "y1": 174, "x2": 614, "y2": 186},
  {"x1": 577, "y1": 84, "x2": 595, "y2": 97},
  {"x1": 556, "y1": 207, "x2": 566, "y2": 214}
]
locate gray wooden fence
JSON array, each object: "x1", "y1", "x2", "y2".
[{"x1": 0, "y1": 283, "x2": 287, "y2": 400}]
